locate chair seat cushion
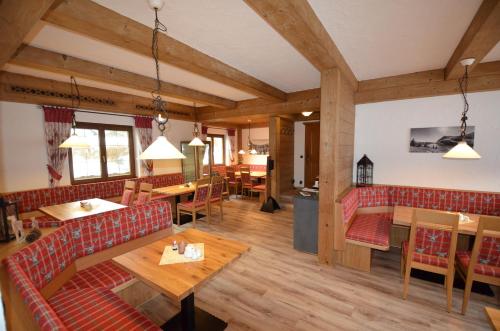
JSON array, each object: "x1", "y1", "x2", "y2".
[
  {"x1": 402, "y1": 241, "x2": 449, "y2": 268},
  {"x1": 49, "y1": 287, "x2": 160, "y2": 331},
  {"x1": 178, "y1": 201, "x2": 206, "y2": 209},
  {"x1": 346, "y1": 213, "x2": 392, "y2": 248},
  {"x1": 456, "y1": 251, "x2": 500, "y2": 277},
  {"x1": 22, "y1": 216, "x2": 61, "y2": 229},
  {"x1": 59, "y1": 260, "x2": 133, "y2": 292},
  {"x1": 251, "y1": 184, "x2": 266, "y2": 191}
]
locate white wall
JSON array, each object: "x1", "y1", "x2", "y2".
[
  {"x1": 354, "y1": 91, "x2": 500, "y2": 192},
  {"x1": 0, "y1": 101, "x2": 193, "y2": 192},
  {"x1": 241, "y1": 127, "x2": 268, "y2": 165}
]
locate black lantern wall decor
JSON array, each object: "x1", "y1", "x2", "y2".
[
  {"x1": 0, "y1": 197, "x2": 19, "y2": 242},
  {"x1": 356, "y1": 154, "x2": 373, "y2": 187}
]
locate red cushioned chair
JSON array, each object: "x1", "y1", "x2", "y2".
[
  {"x1": 177, "y1": 178, "x2": 211, "y2": 227},
  {"x1": 209, "y1": 176, "x2": 225, "y2": 223},
  {"x1": 240, "y1": 170, "x2": 253, "y2": 199},
  {"x1": 456, "y1": 215, "x2": 500, "y2": 314},
  {"x1": 226, "y1": 169, "x2": 241, "y2": 198},
  {"x1": 402, "y1": 209, "x2": 459, "y2": 312},
  {"x1": 135, "y1": 182, "x2": 153, "y2": 205},
  {"x1": 120, "y1": 180, "x2": 136, "y2": 206}
]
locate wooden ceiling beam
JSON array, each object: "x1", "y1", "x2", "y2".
[
  {"x1": 0, "y1": 0, "x2": 56, "y2": 68},
  {"x1": 43, "y1": 0, "x2": 287, "y2": 102},
  {"x1": 244, "y1": 0, "x2": 357, "y2": 88},
  {"x1": 0, "y1": 71, "x2": 194, "y2": 121},
  {"x1": 196, "y1": 89, "x2": 320, "y2": 122},
  {"x1": 445, "y1": 0, "x2": 500, "y2": 80},
  {"x1": 11, "y1": 45, "x2": 236, "y2": 109},
  {"x1": 356, "y1": 61, "x2": 500, "y2": 104}
]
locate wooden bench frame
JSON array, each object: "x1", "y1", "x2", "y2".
[{"x1": 1, "y1": 227, "x2": 173, "y2": 330}]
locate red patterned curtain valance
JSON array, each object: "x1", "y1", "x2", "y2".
[
  {"x1": 134, "y1": 116, "x2": 153, "y2": 129},
  {"x1": 43, "y1": 106, "x2": 74, "y2": 123}
]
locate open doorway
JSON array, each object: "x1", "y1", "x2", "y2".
[{"x1": 304, "y1": 122, "x2": 320, "y2": 188}]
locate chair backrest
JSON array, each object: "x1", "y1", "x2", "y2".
[
  {"x1": 227, "y1": 170, "x2": 237, "y2": 182},
  {"x1": 239, "y1": 166, "x2": 250, "y2": 172},
  {"x1": 467, "y1": 216, "x2": 500, "y2": 274},
  {"x1": 210, "y1": 176, "x2": 225, "y2": 201},
  {"x1": 240, "y1": 170, "x2": 252, "y2": 185},
  {"x1": 136, "y1": 183, "x2": 153, "y2": 205},
  {"x1": 193, "y1": 178, "x2": 211, "y2": 204},
  {"x1": 408, "y1": 209, "x2": 459, "y2": 267},
  {"x1": 120, "y1": 180, "x2": 136, "y2": 206}
]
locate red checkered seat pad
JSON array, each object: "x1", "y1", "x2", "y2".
[
  {"x1": 49, "y1": 287, "x2": 160, "y2": 331},
  {"x1": 345, "y1": 213, "x2": 392, "y2": 247},
  {"x1": 402, "y1": 241, "x2": 448, "y2": 268},
  {"x1": 59, "y1": 260, "x2": 133, "y2": 292},
  {"x1": 456, "y1": 236, "x2": 500, "y2": 277},
  {"x1": 22, "y1": 215, "x2": 62, "y2": 229}
]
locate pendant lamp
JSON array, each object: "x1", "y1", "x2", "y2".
[
  {"x1": 301, "y1": 111, "x2": 313, "y2": 117},
  {"x1": 189, "y1": 104, "x2": 205, "y2": 147},
  {"x1": 140, "y1": 0, "x2": 185, "y2": 160},
  {"x1": 247, "y1": 120, "x2": 257, "y2": 155},
  {"x1": 59, "y1": 77, "x2": 90, "y2": 149},
  {"x1": 443, "y1": 58, "x2": 481, "y2": 160}
]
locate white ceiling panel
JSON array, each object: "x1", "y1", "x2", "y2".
[{"x1": 482, "y1": 42, "x2": 500, "y2": 63}]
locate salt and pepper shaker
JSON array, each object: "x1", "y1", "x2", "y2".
[
  {"x1": 179, "y1": 241, "x2": 186, "y2": 254},
  {"x1": 172, "y1": 240, "x2": 178, "y2": 251}
]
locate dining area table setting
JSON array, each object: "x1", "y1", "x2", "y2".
[{"x1": 39, "y1": 197, "x2": 127, "y2": 221}]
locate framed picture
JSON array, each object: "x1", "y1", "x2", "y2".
[{"x1": 409, "y1": 126, "x2": 475, "y2": 153}]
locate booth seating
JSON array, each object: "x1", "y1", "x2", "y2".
[
  {"x1": 2, "y1": 200, "x2": 173, "y2": 331},
  {"x1": 0, "y1": 173, "x2": 184, "y2": 228},
  {"x1": 337, "y1": 185, "x2": 500, "y2": 272},
  {"x1": 211, "y1": 164, "x2": 267, "y2": 174}
]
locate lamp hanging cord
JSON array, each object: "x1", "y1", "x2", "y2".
[
  {"x1": 458, "y1": 65, "x2": 469, "y2": 140},
  {"x1": 70, "y1": 76, "x2": 80, "y2": 133},
  {"x1": 151, "y1": 7, "x2": 169, "y2": 130}
]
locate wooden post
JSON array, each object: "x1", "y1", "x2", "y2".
[
  {"x1": 269, "y1": 117, "x2": 280, "y2": 201},
  {"x1": 237, "y1": 127, "x2": 243, "y2": 164}
]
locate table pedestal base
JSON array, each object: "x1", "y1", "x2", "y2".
[{"x1": 161, "y1": 293, "x2": 227, "y2": 331}]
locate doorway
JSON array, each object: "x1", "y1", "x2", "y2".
[{"x1": 304, "y1": 122, "x2": 320, "y2": 188}]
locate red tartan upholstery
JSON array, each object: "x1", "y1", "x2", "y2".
[
  {"x1": 135, "y1": 191, "x2": 151, "y2": 205},
  {"x1": 341, "y1": 188, "x2": 359, "y2": 224},
  {"x1": 59, "y1": 260, "x2": 133, "y2": 292},
  {"x1": 49, "y1": 287, "x2": 160, "y2": 331},
  {"x1": 4, "y1": 201, "x2": 172, "y2": 330},
  {"x1": 235, "y1": 164, "x2": 267, "y2": 172},
  {"x1": 413, "y1": 227, "x2": 451, "y2": 257},
  {"x1": 345, "y1": 213, "x2": 392, "y2": 248},
  {"x1": 456, "y1": 251, "x2": 500, "y2": 277},
  {"x1": 403, "y1": 241, "x2": 449, "y2": 268},
  {"x1": 120, "y1": 190, "x2": 134, "y2": 206},
  {"x1": 210, "y1": 180, "x2": 224, "y2": 200},
  {"x1": 4, "y1": 260, "x2": 67, "y2": 331},
  {"x1": 1, "y1": 173, "x2": 184, "y2": 213},
  {"x1": 211, "y1": 165, "x2": 227, "y2": 176},
  {"x1": 22, "y1": 215, "x2": 62, "y2": 229},
  {"x1": 194, "y1": 185, "x2": 210, "y2": 203}
]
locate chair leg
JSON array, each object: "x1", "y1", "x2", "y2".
[
  {"x1": 220, "y1": 200, "x2": 224, "y2": 222},
  {"x1": 206, "y1": 206, "x2": 211, "y2": 224},
  {"x1": 192, "y1": 211, "x2": 196, "y2": 228},
  {"x1": 462, "y1": 276, "x2": 474, "y2": 314},
  {"x1": 177, "y1": 206, "x2": 181, "y2": 226},
  {"x1": 403, "y1": 261, "x2": 412, "y2": 300},
  {"x1": 446, "y1": 273, "x2": 454, "y2": 313},
  {"x1": 400, "y1": 248, "x2": 404, "y2": 278}
]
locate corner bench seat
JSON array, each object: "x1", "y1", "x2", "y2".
[
  {"x1": 49, "y1": 287, "x2": 160, "y2": 331},
  {"x1": 22, "y1": 215, "x2": 60, "y2": 229},
  {"x1": 59, "y1": 260, "x2": 133, "y2": 292},
  {"x1": 346, "y1": 213, "x2": 392, "y2": 250}
]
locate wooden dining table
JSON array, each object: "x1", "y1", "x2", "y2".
[
  {"x1": 392, "y1": 205, "x2": 481, "y2": 235},
  {"x1": 152, "y1": 183, "x2": 196, "y2": 198},
  {"x1": 234, "y1": 171, "x2": 267, "y2": 178},
  {"x1": 39, "y1": 198, "x2": 126, "y2": 221},
  {"x1": 113, "y1": 228, "x2": 250, "y2": 331}
]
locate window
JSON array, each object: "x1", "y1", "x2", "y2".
[
  {"x1": 206, "y1": 134, "x2": 225, "y2": 165},
  {"x1": 68, "y1": 123, "x2": 135, "y2": 184}
]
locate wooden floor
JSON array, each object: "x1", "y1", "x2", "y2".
[{"x1": 138, "y1": 198, "x2": 499, "y2": 331}]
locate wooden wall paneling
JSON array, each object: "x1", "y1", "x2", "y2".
[
  {"x1": 269, "y1": 117, "x2": 280, "y2": 200},
  {"x1": 332, "y1": 242, "x2": 371, "y2": 272},
  {"x1": 278, "y1": 117, "x2": 295, "y2": 193},
  {"x1": 445, "y1": 0, "x2": 500, "y2": 80},
  {"x1": 237, "y1": 127, "x2": 243, "y2": 164},
  {"x1": 44, "y1": 0, "x2": 286, "y2": 101},
  {"x1": 0, "y1": 0, "x2": 55, "y2": 68},
  {"x1": 0, "y1": 71, "x2": 194, "y2": 120},
  {"x1": 11, "y1": 45, "x2": 236, "y2": 109}
]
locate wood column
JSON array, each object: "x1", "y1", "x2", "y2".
[
  {"x1": 269, "y1": 116, "x2": 295, "y2": 201},
  {"x1": 237, "y1": 127, "x2": 243, "y2": 164},
  {"x1": 269, "y1": 117, "x2": 280, "y2": 200},
  {"x1": 318, "y1": 68, "x2": 355, "y2": 265}
]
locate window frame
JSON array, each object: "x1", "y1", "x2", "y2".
[
  {"x1": 68, "y1": 122, "x2": 136, "y2": 185},
  {"x1": 206, "y1": 133, "x2": 226, "y2": 165}
]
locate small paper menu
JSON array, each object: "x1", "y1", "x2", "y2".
[{"x1": 159, "y1": 243, "x2": 205, "y2": 265}]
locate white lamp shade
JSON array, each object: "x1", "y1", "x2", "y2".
[
  {"x1": 59, "y1": 133, "x2": 90, "y2": 148},
  {"x1": 442, "y1": 141, "x2": 481, "y2": 159},
  {"x1": 250, "y1": 149, "x2": 258, "y2": 155},
  {"x1": 301, "y1": 111, "x2": 313, "y2": 117},
  {"x1": 188, "y1": 136, "x2": 205, "y2": 147},
  {"x1": 139, "y1": 136, "x2": 186, "y2": 160},
  {"x1": 148, "y1": 0, "x2": 164, "y2": 10},
  {"x1": 238, "y1": 149, "x2": 246, "y2": 155}
]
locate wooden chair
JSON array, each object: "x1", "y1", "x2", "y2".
[
  {"x1": 135, "y1": 183, "x2": 153, "y2": 205},
  {"x1": 226, "y1": 170, "x2": 241, "y2": 198},
  {"x1": 120, "y1": 180, "x2": 136, "y2": 206},
  {"x1": 208, "y1": 176, "x2": 225, "y2": 222},
  {"x1": 401, "y1": 209, "x2": 459, "y2": 312},
  {"x1": 177, "y1": 178, "x2": 211, "y2": 227},
  {"x1": 240, "y1": 170, "x2": 253, "y2": 198},
  {"x1": 456, "y1": 215, "x2": 500, "y2": 314}
]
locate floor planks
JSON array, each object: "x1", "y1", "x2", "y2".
[{"x1": 138, "y1": 198, "x2": 498, "y2": 330}]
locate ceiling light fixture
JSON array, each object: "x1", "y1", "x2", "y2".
[
  {"x1": 301, "y1": 111, "x2": 313, "y2": 117},
  {"x1": 140, "y1": 0, "x2": 185, "y2": 160},
  {"x1": 443, "y1": 58, "x2": 481, "y2": 160},
  {"x1": 189, "y1": 103, "x2": 205, "y2": 147},
  {"x1": 59, "y1": 76, "x2": 90, "y2": 149}
]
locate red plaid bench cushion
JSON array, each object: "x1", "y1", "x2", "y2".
[
  {"x1": 59, "y1": 260, "x2": 133, "y2": 292},
  {"x1": 22, "y1": 216, "x2": 62, "y2": 229},
  {"x1": 402, "y1": 240, "x2": 449, "y2": 268},
  {"x1": 457, "y1": 249, "x2": 500, "y2": 278},
  {"x1": 49, "y1": 287, "x2": 160, "y2": 331},
  {"x1": 346, "y1": 213, "x2": 392, "y2": 249}
]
